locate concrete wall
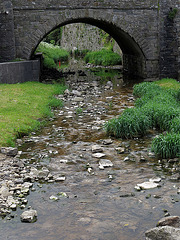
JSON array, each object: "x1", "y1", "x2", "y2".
[{"x1": 0, "y1": 60, "x2": 40, "y2": 84}]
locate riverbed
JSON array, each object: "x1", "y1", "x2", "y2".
[{"x1": 0, "y1": 67, "x2": 179, "y2": 240}]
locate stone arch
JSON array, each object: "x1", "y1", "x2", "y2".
[{"x1": 14, "y1": 9, "x2": 152, "y2": 78}]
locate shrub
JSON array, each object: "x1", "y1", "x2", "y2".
[
  {"x1": 151, "y1": 133, "x2": 180, "y2": 159},
  {"x1": 36, "y1": 42, "x2": 69, "y2": 69}
]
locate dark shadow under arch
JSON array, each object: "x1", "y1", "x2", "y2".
[{"x1": 32, "y1": 18, "x2": 146, "y2": 78}]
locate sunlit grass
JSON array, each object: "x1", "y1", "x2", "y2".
[
  {"x1": 0, "y1": 82, "x2": 66, "y2": 147},
  {"x1": 84, "y1": 49, "x2": 122, "y2": 66},
  {"x1": 105, "y1": 78, "x2": 180, "y2": 158}
]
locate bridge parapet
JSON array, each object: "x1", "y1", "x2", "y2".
[
  {"x1": 12, "y1": 0, "x2": 159, "y2": 10},
  {"x1": 0, "y1": 0, "x2": 179, "y2": 80}
]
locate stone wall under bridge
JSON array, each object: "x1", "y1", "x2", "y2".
[{"x1": 0, "y1": 0, "x2": 179, "y2": 80}]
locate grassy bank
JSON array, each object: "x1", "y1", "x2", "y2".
[
  {"x1": 36, "y1": 42, "x2": 70, "y2": 69},
  {"x1": 0, "y1": 82, "x2": 66, "y2": 147},
  {"x1": 84, "y1": 49, "x2": 122, "y2": 66},
  {"x1": 105, "y1": 78, "x2": 180, "y2": 158}
]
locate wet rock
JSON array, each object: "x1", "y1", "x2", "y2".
[
  {"x1": 157, "y1": 216, "x2": 180, "y2": 228},
  {"x1": 99, "y1": 159, "x2": 113, "y2": 168},
  {"x1": 53, "y1": 175, "x2": 66, "y2": 182},
  {"x1": 64, "y1": 89, "x2": 71, "y2": 95},
  {"x1": 115, "y1": 147, "x2": 125, "y2": 154},
  {"x1": 169, "y1": 173, "x2": 180, "y2": 182},
  {"x1": 119, "y1": 192, "x2": 135, "y2": 198},
  {"x1": 49, "y1": 195, "x2": 58, "y2": 201},
  {"x1": 38, "y1": 167, "x2": 49, "y2": 179},
  {"x1": 73, "y1": 97, "x2": 84, "y2": 102},
  {"x1": 92, "y1": 153, "x2": 106, "y2": 158},
  {"x1": 145, "y1": 226, "x2": 180, "y2": 240},
  {"x1": 20, "y1": 209, "x2": 37, "y2": 223},
  {"x1": 136, "y1": 181, "x2": 159, "y2": 190},
  {"x1": 72, "y1": 90, "x2": 82, "y2": 96},
  {"x1": 149, "y1": 177, "x2": 161, "y2": 183},
  {"x1": 91, "y1": 145, "x2": 103, "y2": 153},
  {"x1": 1, "y1": 147, "x2": 18, "y2": 157},
  {"x1": 0, "y1": 185, "x2": 12, "y2": 198}
]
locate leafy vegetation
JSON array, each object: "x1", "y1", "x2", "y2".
[
  {"x1": 0, "y1": 82, "x2": 66, "y2": 147},
  {"x1": 105, "y1": 78, "x2": 180, "y2": 158},
  {"x1": 36, "y1": 42, "x2": 69, "y2": 69},
  {"x1": 84, "y1": 49, "x2": 122, "y2": 66}
]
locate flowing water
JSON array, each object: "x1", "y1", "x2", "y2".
[{"x1": 0, "y1": 66, "x2": 179, "y2": 240}]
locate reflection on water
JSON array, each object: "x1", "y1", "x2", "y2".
[{"x1": 0, "y1": 66, "x2": 179, "y2": 240}]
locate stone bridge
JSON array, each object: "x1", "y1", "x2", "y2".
[{"x1": 0, "y1": 0, "x2": 180, "y2": 80}]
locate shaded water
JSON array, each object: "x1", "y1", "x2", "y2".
[{"x1": 0, "y1": 68, "x2": 179, "y2": 240}]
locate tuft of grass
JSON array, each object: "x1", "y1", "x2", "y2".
[
  {"x1": 105, "y1": 108, "x2": 151, "y2": 139},
  {"x1": 36, "y1": 42, "x2": 69, "y2": 69},
  {"x1": 151, "y1": 133, "x2": 180, "y2": 159},
  {"x1": 84, "y1": 49, "x2": 122, "y2": 66},
  {"x1": 0, "y1": 82, "x2": 66, "y2": 147}
]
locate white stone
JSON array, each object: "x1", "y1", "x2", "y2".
[
  {"x1": 49, "y1": 195, "x2": 58, "y2": 201},
  {"x1": 91, "y1": 145, "x2": 103, "y2": 153},
  {"x1": 99, "y1": 159, "x2": 113, "y2": 167},
  {"x1": 92, "y1": 153, "x2": 106, "y2": 158},
  {"x1": 136, "y1": 181, "x2": 159, "y2": 190},
  {"x1": 20, "y1": 209, "x2": 37, "y2": 223}
]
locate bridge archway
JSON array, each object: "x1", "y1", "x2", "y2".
[{"x1": 14, "y1": 9, "x2": 151, "y2": 78}]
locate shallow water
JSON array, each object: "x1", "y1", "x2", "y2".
[{"x1": 0, "y1": 68, "x2": 179, "y2": 240}]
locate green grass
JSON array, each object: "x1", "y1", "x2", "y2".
[
  {"x1": 151, "y1": 133, "x2": 180, "y2": 159},
  {"x1": 0, "y1": 82, "x2": 66, "y2": 147},
  {"x1": 105, "y1": 108, "x2": 150, "y2": 139},
  {"x1": 36, "y1": 42, "x2": 70, "y2": 69},
  {"x1": 84, "y1": 49, "x2": 122, "y2": 66},
  {"x1": 105, "y1": 78, "x2": 180, "y2": 158}
]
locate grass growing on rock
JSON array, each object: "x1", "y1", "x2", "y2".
[
  {"x1": 36, "y1": 42, "x2": 70, "y2": 69},
  {"x1": 105, "y1": 78, "x2": 180, "y2": 158},
  {"x1": 84, "y1": 49, "x2": 122, "y2": 66},
  {"x1": 0, "y1": 82, "x2": 66, "y2": 147}
]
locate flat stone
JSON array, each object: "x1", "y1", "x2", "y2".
[
  {"x1": 53, "y1": 176, "x2": 66, "y2": 181},
  {"x1": 157, "y1": 216, "x2": 180, "y2": 228},
  {"x1": 99, "y1": 159, "x2": 113, "y2": 168},
  {"x1": 91, "y1": 145, "x2": 103, "y2": 153},
  {"x1": 92, "y1": 153, "x2": 106, "y2": 158},
  {"x1": 102, "y1": 139, "x2": 113, "y2": 145},
  {"x1": 145, "y1": 226, "x2": 180, "y2": 240},
  {"x1": 136, "y1": 181, "x2": 159, "y2": 190},
  {"x1": 20, "y1": 209, "x2": 37, "y2": 223},
  {"x1": 115, "y1": 147, "x2": 125, "y2": 154},
  {"x1": 0, "y1": 186, "x2": 12, "y2": 198},
  {"x1": 149, "y1": 177, "x2": 161, "y2": 183},
  {"x1": 1, "y1": 147, "x2": 18, "y2": 157},
  {"x1": 73, "y1": 97, "x2": 84, "y2": 102}
]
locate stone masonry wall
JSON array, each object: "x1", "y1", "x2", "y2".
[
  {"x1": 0, "y1": 0, "x2": 16, "y2": 62},
  {"x1": 159, "y1": 0, "x2": 180, "y2": 80},
  {"x1": 60, "y1": 23, "x2": 121, "y2": 54}
]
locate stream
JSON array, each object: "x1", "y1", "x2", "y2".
[{"x1": 0, "y1": 66, "x2": 180, "y2": 240}]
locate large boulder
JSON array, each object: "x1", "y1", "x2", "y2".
[{"x1": 145, "y1": 226, "x2": 180, "y2": 240}]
